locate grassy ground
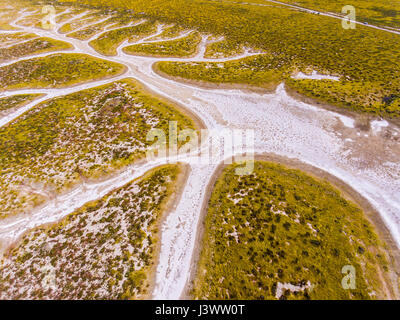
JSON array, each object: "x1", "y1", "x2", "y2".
[
  {"x1": 193, "y1": 161, "x2": 391, "y2": 300},
  {"x1": 0, "y1": 1, "x2": 27, "y2": 30},
  {"x1": 147, "y1": 24, "x2": 187, "y2": 41},
  {"x1": 155, "y1": 54, "x2": 286, "y2": 91},
  {"x1": 276, "y1": 0, "x2": 400, "y2": 28},
  {"x1": 0, "y1": 32, "x2": 36, "y2": 46},
  {"x1": 17, "y1": 11, "x2": 47, "y2": 28},
  {"x1": 0, "y1": 164, "x2": 182, "y2": 300},
  {"x1": 285, "y1": 78, "x2": 400, "y2": 117},
  {"x1": 123, "y1": 31, "x2": 202, "y2": 58},
  {"x1": 56, "y1": 8, "x2": 87, "y2": 24},
  {"x1": 56, "y1": 0, "x2": 400, "y2": 118},
  {"x1": 204, "y1": 38, "x2": 245, "y2": 59},
  {"x1": 0, "y1": 37, "x2": 73, "y2": 62},
  {"x1": 58, "y1": 12, "x2": 108, "y2": 33},
  {"x1": 0, "y1": 78, "x2": 196, "y2": 219},
  {"x1": 89, "y1": 20, "x2": 158, "y2": 56},
  {"x1": 67, "y1": 16, "x2": 119, "y2": 40},
  {"x1": 0, "y1": 53, "x2": 125, "y2": 90},
  {"x1": 0, "y1": 94, "x2": 42, "y2": 115}
]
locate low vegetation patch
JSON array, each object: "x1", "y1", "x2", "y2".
[
  {"x1": 58, "y1": 12, "x2": 108, "y2": 34},
  {"x1": 277, "y1": 0, "x2": 400, "y2": 28},
  {"x1": 0, "y1": 37, "x2": 73, "y2": 63},
  {"x1": 124, "y1": 31, "x2": 201, "y2": 58},
  {"x1": 0, "y1": 94, "x2": 42, "y2": 116},
  {"x1": 147, "y1": 24, "x2": 186, "y2": 41},
  {"x1": 155, "y1": 54, "x2": 287, "y2": 90},
  {"x1": 0, "y1": 165, "x2": 182, "y2": 300},
  {"x1": 56, "y1": 8, "x2": 87, "y2": 24},
  {"x1": 0, "y1": 32, "x2": 36, "y2": 46},
  {"x1": 285, "y1": 78, "x2": 400, "y2": 118},
  {"x1": 89, "y1": 21, "x2": 157, "y2": 56},
  {"x1": 59, "y1": 0, "x2": 400, "y2": 117},
  {"x1": 0, "y1": 78, "x2": 196, "y2": 219},
  {"x1": 67, "y1": 17, "x2": 118, "y2": 40},
  {"x1": 204, "y1": 39, "x2": 245, "y2": 59},
  {"x1": 193, "y1": 161, "x2": 391, "y2": 300},
  {"x1": 0, "y1": 53, "x2": 125, "y2": 90}
]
